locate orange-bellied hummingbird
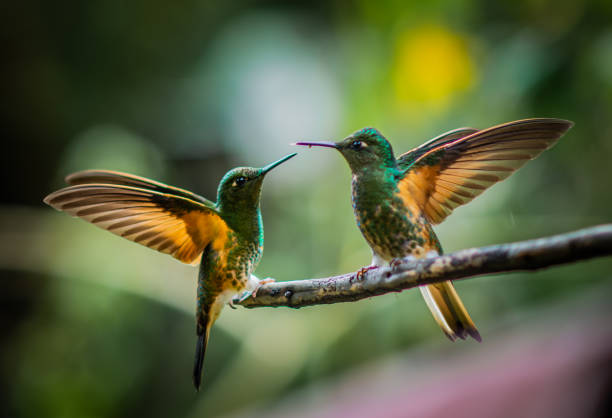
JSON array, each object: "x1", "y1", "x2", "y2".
[
  {"x1": 295, "y1": 119, "x2": 572, "y2": 341},
  {"x1": 43, "y1": 152, "x2": 297, "y2": 390}
]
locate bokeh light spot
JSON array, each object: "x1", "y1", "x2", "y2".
[{"x1": 393, "y1": 25, "x2": 476, "y2": 108}]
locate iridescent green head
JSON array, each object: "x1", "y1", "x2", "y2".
[
  {"x1": 294, "y1": 128, "x2": 396, "y2": 173},
  {"x1": 216, "y1": 153, "x2": 296, "y2": 211}
]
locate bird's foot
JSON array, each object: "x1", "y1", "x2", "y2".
[
  {"x1": 236, "y1": 277, "x2": 275, "y2": 303},
  {"x1": 391, "y1": 255, "x2": 419, "y2": 271},
  {"x1": 235, "y1": 290, "x2": 253, "y2": 304},
  {"x1": 390, "y1": 258, "x2": 403, "y2": 271},
  {"x1": 356, "y1": 265, "x2": 377, "y2": 280},
  {"x1": 252, "y1": 277, "x2": 275, "y2": 298},
  {"x1": 227, "y1": 300, "x2": 238, "y2": 309}
]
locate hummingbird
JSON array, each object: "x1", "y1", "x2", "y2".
[
  {"x1": 295, "y1": 118, "x2": 572, "y2": 341},
  {"x1": 43, "y1": 152, "x2": 297, "y2": 390}
]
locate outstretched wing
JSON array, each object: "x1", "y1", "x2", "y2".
[
  {"x1": 66, "y1": 169, "x2": 213, "y2": 206},
  {"x1": 44, "y1": 184, "x2": 228, "y2": 265},
  {"x1": 397, "y1": 127, "x2": 479, "y2": 170},
  {"x1": 396, "y1": 118, "x2": 573, "y2": 224}
]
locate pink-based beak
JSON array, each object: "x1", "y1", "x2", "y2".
[{"x1": 292, "y1": 141, "x2": 338, "y2": 149}]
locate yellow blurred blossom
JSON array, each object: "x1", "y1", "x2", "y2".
[{"x1": 393, "y1": 25, "x2": 476, "y2": 108}]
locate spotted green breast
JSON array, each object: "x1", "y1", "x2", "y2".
[{"x1": 351, "y1": 172, "x2": 441, "y2": 261}]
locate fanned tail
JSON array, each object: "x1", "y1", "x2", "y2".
[{"x1": 420, "y1": 281, "x2": 481, "y2": 342}]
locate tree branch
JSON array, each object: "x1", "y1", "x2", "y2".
[{"x1": 236, "y1": 225, "x2": 612, "y2": 309}]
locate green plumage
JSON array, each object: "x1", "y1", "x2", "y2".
[
  {"x1": 43, "y1": 153, "x2": 297, "y2": 392},
  {"x1": 296, "y1": 118, "x2": 573, "y2": 342}
]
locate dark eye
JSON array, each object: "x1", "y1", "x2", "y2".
[
  {"x1": 350, "y1": 140, "x2": 363, "y2": 150},
  {"x1": 233, "y1": 176, "x2": 247, "y2": 187}
]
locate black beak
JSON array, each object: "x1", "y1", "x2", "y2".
[{"x1": 260, "y1": 153, "x2": 298, "y2": 175}]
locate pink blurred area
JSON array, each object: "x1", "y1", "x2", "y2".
[{"x1": 250, "y1": 299, "x2": 612, "y2": 418}]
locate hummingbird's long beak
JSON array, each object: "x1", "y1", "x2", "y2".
[
  {"x1": 292, "y1": 141, "x2": 338, "y2": 149},
  {"x1": 260, "y1": 152, "x2": 298, "y2": 175}
]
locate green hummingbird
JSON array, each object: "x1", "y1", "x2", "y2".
[
  {"x1": 43, "y1": 152, "x2": 297, "y2": 390},
  {"x1": 296, "y1": 119, "x2": 572, "y2": 341}
]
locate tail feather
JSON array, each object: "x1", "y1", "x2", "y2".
[
  {"x1": 193, "y1": 315, "x2": 212, "y2": 391},
  {"x1": 420, "y1": 281, "x2": 481, "y2": 342}
]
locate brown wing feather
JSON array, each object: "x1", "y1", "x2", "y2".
[
  {"x1": 397, "y1": 127, "x2": 479, "y2": 170},
  {"x1": 44, "y1": 184, "x2": 228, "y2": 265},
  {"x1": 397, "y1": 118, "x2": 573, "y2": 224},
  {"x1": 66, "y1": 170, "x2": 213, "y2": 206}
]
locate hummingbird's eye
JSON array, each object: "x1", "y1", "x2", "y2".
[
  {"x1": 233, "y1": 176, "x2": 247, "y2": 187},
  {"x1": 350, "y1": 140, "x2": 364, "y2": 150}
]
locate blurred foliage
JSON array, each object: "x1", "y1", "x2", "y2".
[{"x1": 1, "y1": 0, "x2": 612, "y2": 417}]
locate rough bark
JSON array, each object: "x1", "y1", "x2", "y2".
[{"x1": 235, "y1": 225, "x2": 612, "y2": 309}]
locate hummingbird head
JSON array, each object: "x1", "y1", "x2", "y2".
[
  {"x1": 216, "y1": 153, "x2": 297, "y2": 212},
  {"x1": 294, "y1": 128, "x2": 396, "y2": 173}
]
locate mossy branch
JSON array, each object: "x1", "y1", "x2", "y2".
[{"x1": 235, "y1": 225, "x2": 612, "y2": 309}]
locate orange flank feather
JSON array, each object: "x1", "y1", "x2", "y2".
[
  {"x1": 44, "y1": 183, "x2": 229, "y2": 265},
  {"x1": 397, "y1": 118, "x2": 573, "y2": 224},
  {"x1": 397, "y1": 164, "x2": 441, "y2": 218}
]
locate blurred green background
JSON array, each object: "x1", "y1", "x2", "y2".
[{"x1": 2, "y1": 0, "x2": 612, "y2": 417}]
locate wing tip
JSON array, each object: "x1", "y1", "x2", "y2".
[
  {"x1": 42, "y1": 193, "x2": 53, "y2": 206},
  {"x1": 516, "y1": 117, "x2": 574, "y2": 132},
  {"x1": 543, "y1": 118, "x2": 574, "y2": 133},
  {"x1": 559, "y1": 118, "x2": 574, "y2": 133},
  {"x1": 534, "y1": 118, "x2": 574, "y2": 147},
  {"x1": 43, "y1": 189, "x2": 63, "y2": 208}
]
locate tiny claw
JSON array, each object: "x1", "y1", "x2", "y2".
[
  {"x1": 236, "y1": 290, "x2": 253, "y2": 303},
  {"x1": 227, "y1": 300, "x2": 237, "y2": 309},
  {"x1": 252, "y1": 278, "x2": 275, "y2": 298},
  {"x1": 390, "y1": 258, "x2": 403, "y2": 271},
  {"x1": 355, "y1": 265, "x2": 377, "y2": 280}
]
